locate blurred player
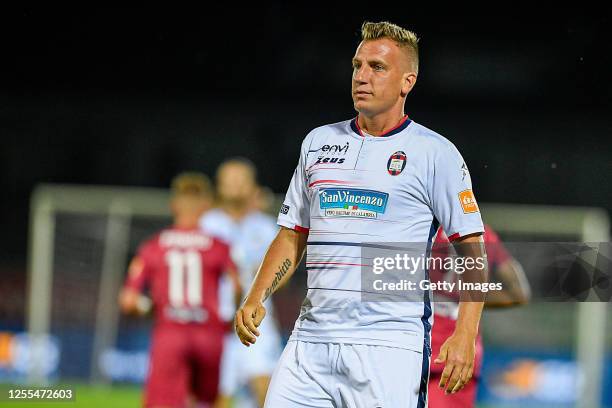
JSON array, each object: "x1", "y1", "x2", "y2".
[
  {"x1": 200, "y1": 158, "x2": 282, "y2": 408},
  {"x1": 429, "y1": 225, "x2": 531, "y2": 407},
  {"x1": 119, "y1": 172, "x2": 240, "y2": 408}
]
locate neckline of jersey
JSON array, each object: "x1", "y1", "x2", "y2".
[{"x1": 350, "y1": 114, "x2": 412, "y2": 139}]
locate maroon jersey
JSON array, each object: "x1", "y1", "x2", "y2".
[
  {"x1": 124, "y1": 227, "x2": 235, "y2": 331},
  {"x1": 430, "y1": 225, "x2": 510, "y2": 377}
]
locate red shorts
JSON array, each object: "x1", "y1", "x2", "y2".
[
  {"x1": 428, "y1": 373, "x2": 478, "y2": 408},
  {"x1": 144, "y1": 325, "x2": 224, "y2": 408}
]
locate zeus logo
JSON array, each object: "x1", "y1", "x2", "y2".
[{"x1": 315, "y1": 157, "x2": 346, "y2": 164}]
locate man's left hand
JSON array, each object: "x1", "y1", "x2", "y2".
[{"x1": 434, "y1": 328, "x2": 476, "y2": 394}]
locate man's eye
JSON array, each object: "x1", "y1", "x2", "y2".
[{"x1": 374, "y1": 65, "x2": 384, "y2": 71}]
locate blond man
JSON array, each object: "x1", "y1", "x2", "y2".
[{"x1": 235, "y1": 22, "x2": 487, "y2": 407}]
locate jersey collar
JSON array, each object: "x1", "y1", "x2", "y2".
[{"x1": 350, "y1": 114, "x2": 411, "y2": 137}]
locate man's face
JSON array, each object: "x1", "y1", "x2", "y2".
[
  {"x1": 217, "y1": 163, "x2": 256, "y2": 206},
  {"x1": 351, "y1": 38, "x2": 414, "y2": 116}
]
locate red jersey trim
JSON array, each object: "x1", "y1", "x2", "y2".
[
  {"x1": 294, "y1": 225, "x2": 310, "y2": 234},
  {"x1": 308, "y1": 179, "x2": 357, "y2": 188}
]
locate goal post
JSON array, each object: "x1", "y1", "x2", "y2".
[{"x1": 27, "y1": 184, "x2": 171, "y2": 384}]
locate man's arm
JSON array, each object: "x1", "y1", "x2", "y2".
[
  {"x1": 435, "y1": 233, "x2": 487, "y2": 395},
  {"x1": 118, "y1": 256, "x2": 152, "y2": 316},
  {"x1": 234, "y1": 226, "x2": 308, "y2": 346}
]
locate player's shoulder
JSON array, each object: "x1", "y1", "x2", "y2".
[
  {"x1": 244, "y1": 210, "x2": 275, "y2": 224},
  {"x1": 141, "y1": 230, "x2": 163, "y2": 248},
  {"x1": 199, "y1": 208, "x2": 233, "y2": 240},
  {"x1": 208, "y1": 234, "x2": 231, "y2": 252},
  {"x1": 300, "y1": 118, "x2": 354, "y2": 150},
  {"x1": 200, "y1": 208, "x2": 231, "y2": 226},
  {"x1": 244, "y1": 210, "x2": 278, "y2": 231},
  {"x1": 409, "y1": 120, "x2": 456, "y2": 149},
  {"x1": 408, "y1": 120, "x2": 464, "y2": 159},
  {"x1": 135, "y1": 228, "x2": 166, "y2": 256}
]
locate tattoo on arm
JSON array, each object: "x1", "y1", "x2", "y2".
[{"x1": 264, "y1": 259, "x2": 292, "y2": 300}]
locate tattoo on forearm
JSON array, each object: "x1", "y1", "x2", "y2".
[{"x1": 264, "y1": 259, "x2": 292, "y2": 300}]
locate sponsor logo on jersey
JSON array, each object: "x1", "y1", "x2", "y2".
[
  {"x1": 314, "y1": 156, "x2": 346, "y2": 165},
  {"x1": 312, "y1": 142, "x2": 350, "y2": 165},
  {"x1": 387, "y1": 151, "x2": 407, "y2": 175},
  {"x1": 458, "y1": 189, "x2": 479, "y2": 213},
  {"x1": 310, "y1": 142, "x2": 350, "y2": 155},
  {"x1": 319, "y1": 188, "x2": 388, "y2": 218},
  {"x1": 280, "y1": 203, "x2": 290, "y2": 215}
]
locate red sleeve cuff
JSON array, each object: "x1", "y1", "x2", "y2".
[
  {"x1": 294, "y1": 225, "x2": 310, "y2": 234},
  {"x1": 447, "y1": 230, "x2": 484, "y2": 242}
]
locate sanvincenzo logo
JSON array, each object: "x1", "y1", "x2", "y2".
[{"x1": 319, "y1": 188, "x2": 389, "y2": 218}]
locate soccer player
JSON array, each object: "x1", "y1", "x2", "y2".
[
  {"x1": 235, "y1": 21, "x2": 488, "y2": 407},
  {"x1": 429, "y1": 225, "x2": 530, "y2": 407},
  {"x1": 119, "y1": 173, "x2": 240, "y2": 408},
  {"x1": 200, "y1": 158, "x2": 282, "y2": 408}
]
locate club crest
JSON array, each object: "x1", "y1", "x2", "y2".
[{"x1": 387, "y1": 151, "x2": 407, "y2": 175}]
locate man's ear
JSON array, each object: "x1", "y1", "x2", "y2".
[{"x1": 400, "y1": 72, "x2": 417, "y2": 97}]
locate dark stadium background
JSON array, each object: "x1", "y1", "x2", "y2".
[{"x1": 1, "y1": 7, "x2": 610, "y2": 311}]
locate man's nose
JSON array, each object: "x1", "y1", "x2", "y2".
[{"x1": 353, "y1": 66, "x2": 369, "y2": 83}]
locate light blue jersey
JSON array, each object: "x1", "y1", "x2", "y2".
[
  {"x1": 201, "y1": 209, "x2": 278, "y2": 291},
  {"x1": 201, "y1": 208, "x2": 279, "y2": 320},
  {"x1": 201, "y1": 209, "x2": 282, "y2": 402},
  {"x1": 277, "y1": 116, "x2": 484, "y2": 354}
]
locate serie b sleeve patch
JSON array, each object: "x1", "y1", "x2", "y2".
[{"x1": 458, "y1": 189, "x2": 479, "y2": 214}]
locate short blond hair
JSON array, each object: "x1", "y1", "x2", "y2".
[
  {"x1": 361, "y1": 21, "x2": 419, "y2": 73},
  {"x1": 171, "y1": 172, "x2": 213, "y2": 198}
]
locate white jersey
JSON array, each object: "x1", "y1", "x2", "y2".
[{"x1": 277, "y1": 116, "x2": 484, "y2": 354}]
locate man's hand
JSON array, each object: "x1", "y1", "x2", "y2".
[
  {"x1": 434, "y1": 328, "x2": 476, "y2": 394},
  {"x1": 234, "y1": 299, "x2": 267, "y2": 347},
  {"x1": 118, "y1": 288, "x2": 152, "y2": 316},
  {"x1": 435, "y1": 233, "x2": 485, "y2": 394}
]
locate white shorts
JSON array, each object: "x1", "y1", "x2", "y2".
[
  {"x1": 220, "y1": 315, "x2": 282, "y2": 396},
  {"x1": 264, "y1": 340, "x2": 430, "y2": 408}
]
